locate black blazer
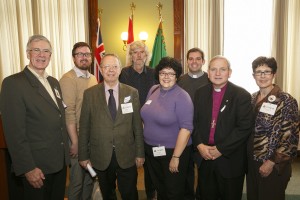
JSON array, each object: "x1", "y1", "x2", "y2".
[
  {"x1": 0, "y1": 67, "x2": 70, "y2": 176},
  {"x1": 193, "y1": 81, "x2": 253, "y2": 178}
]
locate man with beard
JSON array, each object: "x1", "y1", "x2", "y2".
[
  {"x1": 60, "y1": 42, "x2": 98, "y2": 200},
  {"x1": 119, "y1": 40, "x2": 157, "y2": 106},
  {"x1": 119, "y1": 41, "x2": 157, "y2": 200}
]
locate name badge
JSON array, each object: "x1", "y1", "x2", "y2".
[
  {"x1": 260, "y1": 102, "x2": 277, "y2": 115},
  {"x1": 54, "y1": 88, "x2": 61, "y2": 99},
  {"x1": 152, "y1": 146, "x2": 166, "y2": 157},
  {"x1": 145, "y1": 100, "x2": 152, "y2": 105},
  {"x1": 121, "y1": 103, "x2": 133, "y2": 114}
]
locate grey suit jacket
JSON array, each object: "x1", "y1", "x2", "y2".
[
  {"x1": 78, "y1": 82, "x2": 144, "y2": 170},
  {"x1": 0, "y1": 67, "x2": 70, "y2": 176}
]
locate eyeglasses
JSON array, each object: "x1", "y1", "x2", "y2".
[
  {"x1": 253, "y1": 70, "x2": 273, "y2": 76},
  {"x1": 29, "y1": 48, "x2": 52, "y2": 56},
  {"x1": 74, "y1": 52, "x2": 92, "y2": 58},
  {"x1": 101, "y1": 65, "x2": 119, "y2": 70},
  {"x1": 159, "y1": 72, "x2": 176, "y2": 77}
]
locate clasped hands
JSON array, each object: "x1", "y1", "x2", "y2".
[{"x1": 197, "y1": 143, "x2": 222, "y2": 160}]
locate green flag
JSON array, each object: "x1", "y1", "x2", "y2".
[{"x1": 150, "y1": 20, "x2": 167, "y2": 68}]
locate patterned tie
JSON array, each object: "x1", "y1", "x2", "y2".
[{"x1": 108, "y1": 89, "x2": 117, "y2": 120}]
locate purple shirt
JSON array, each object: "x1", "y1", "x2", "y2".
[
  {"x1": 141, "y1": 84, "x2": 194, "y2": 148},
  {"x1": 208, "y1": 85, "x2": 227, "y2": 144}
]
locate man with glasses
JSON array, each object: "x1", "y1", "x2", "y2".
[
  {"x1": 78, "y1": 54, "x2": 144, "y2": 200},
  {"x1": 193, "y1": 55, "x2": 253, "y2": 200},
  {"x1": 59, "y1": 42, "x2": 98, "y2": 200},
  {"x1": 0, "y1": 35, "x2": 70, "y2": 200}
]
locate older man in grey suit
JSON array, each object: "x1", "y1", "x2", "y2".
[
  {"x1": 0, "y1": 35, "x2": 70, "y2": 200},
  {"x1": 79, "y1": 53, "x2": 144, "y2": 200}
]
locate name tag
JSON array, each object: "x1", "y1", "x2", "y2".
[
  {"x1": 152, "y1": 146, "x2": 166, "y2": 157},
  {"x1": 260, "y1": 102, "x2": 277, "y2": 115},
  {"x1": 121, "y1": 103, "x2": 133, "y2": 114}
]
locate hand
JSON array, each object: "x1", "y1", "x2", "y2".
[
  {"x1": 209, "y1": 146, "x2": 222, "y2": 160},
  {"x1": 197, "y1": 144, "x2": 215, "y2": 160},
  {"x1": 79, "y1": 160, "x2": 91, "y2": 169},
  {"x1": 259, "y1": 160, "x2": 275, "y2": 177},
  {"x1": 169, "y1": 157, "x2": 179, "y2": 173},
  {"x1": 135, "y1": 157, "x2": 145, "y2": 168},
  {"x1": 25, "y1": 168, "x2": 45, "y2": 188},
  {"x1": 69, "y1": 142, "x2": 78, "y2": 158}
]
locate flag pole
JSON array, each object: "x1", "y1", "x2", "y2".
[
  {"x1": 149, "y1": 2, "x2": 167, "y2": 68},
  {"x1": 98, "y1": 8, "x2": 103, "y2": 23},
  {"x1": 157, "y1": 2, "x2": 163, "y2": 20},
  {"x1": 130, "y1": 2, "x2": 136, "y2": 19}
]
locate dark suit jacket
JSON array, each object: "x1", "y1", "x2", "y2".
[
  {"x1": 78, "y1": 82, "x2": 144, "y2": 170},
  {"x1": 0, "y1": 67, "x2": 70, "y2": 176},
  {"x1": 193, "y1": 81, "x2": 253, "y2": 178}
]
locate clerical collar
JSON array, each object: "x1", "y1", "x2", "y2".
[
  {"x1": 188, "y1": 71, "x2": 204, "y2": 79},
  {"x1": 214, "y1": 88, "x2": 221, "y2": 92},
  {"x1": 213, "y1": 84, "x2": 228, "y2": 93}
]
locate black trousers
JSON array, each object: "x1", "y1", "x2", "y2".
[
  {"x1": 143, "y1": 160, "x2": 156, "y2": 199},
  {"x1": 198, "y1": 160, "x2": 244, "y2": 200},
  {"x1": 184, "y1": 147, "x2": 196, "y2": 200},
  {"x1": 145, "y1": 143, "x2": 192, "y2": 200},
  {"x1": 94, "y1": 151, "x2": 138, "y2": 200},
  {"x1": 246, "y1": 159, "x2": 291, "y2": 200},
  {"x1": 22, "y1": 166, "x2": 67, "y2": 200}
]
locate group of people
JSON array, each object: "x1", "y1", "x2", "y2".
[{"x1": 0, "y1": 34, "x2": 299, "y2": 200}]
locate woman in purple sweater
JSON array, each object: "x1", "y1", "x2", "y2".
[{"x1": 141, "y1": 57, "x2": 194, "y2": 200}]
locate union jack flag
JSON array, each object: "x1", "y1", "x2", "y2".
[{"x1": 93, "y1": 18, "x2": 105, "y2": 82}]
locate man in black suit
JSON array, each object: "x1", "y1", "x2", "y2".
[
  {"x1": 0, "y1": 35, "x2": 70, "y2": 200},
  {"x1": 193, "y1": 55, "x2": 252, "y2": 200}
]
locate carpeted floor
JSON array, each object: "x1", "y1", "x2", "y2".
[{"x1": 66, "y1": 156, "x2": 300, "y2": 199}]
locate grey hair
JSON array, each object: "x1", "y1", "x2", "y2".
[
  {"x1": 208, "y1": 55, "x2": 231, "y2": 69},
  {"x1": 125, "y1": 41, "x2": 151, "y2": 66},
  {"x1": 26, "y1": 35, "x2": 52, "y2": 52},
  {"x1": 100, "y1": 53, "x2": 122, "y2": 67}
]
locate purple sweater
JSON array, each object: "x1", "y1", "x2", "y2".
[{"x1": 141, "y1": 84, "x2": 194, "y2": 148}]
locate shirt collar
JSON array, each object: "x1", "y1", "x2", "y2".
[
  {"x1": 73, "y1": 66, "x2": 91, "y2": 78},
  {"x1": 27, "y1": 65, "x2": 49, "y2": 79},
  {"x1": 187, "y1": 70, "x2": 204, "y2": 78},
  {"x1": 104, "y1": 82, "x2": 119, "y2": 93},
  {"x1": 131, "y1": 65, "x2": 147, "y2": 74}
]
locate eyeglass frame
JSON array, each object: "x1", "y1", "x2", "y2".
[
  {"x1": 28, "y1": 48, "x2": 52, "y2": 56},
  {"x1": 101, "y1": 65, "x2": 120, "y2": 70},
  {"x1": 159, "y1": 72, "x2": 176, "y2": 78},
  {"x1": 73, "y1": 52, "x2": 92, "y2": 58},
  {"x1": 253, "y1": 70, "x2": 273, "y2": 77}
]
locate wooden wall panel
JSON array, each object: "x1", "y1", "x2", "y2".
[
  {"x1": 88, "y1": 0, "x2": 98, "y2": 54},
  {"x1": 173, "y1": 0, "x2": 184, "y2": 65}
]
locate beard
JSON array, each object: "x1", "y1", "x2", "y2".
[
  {"x1": 76, "y1": 59, "x2": 91, "y2": 70},
  {"x1": 77, "y1": 65, "x2": 90, "y2": 70}
]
